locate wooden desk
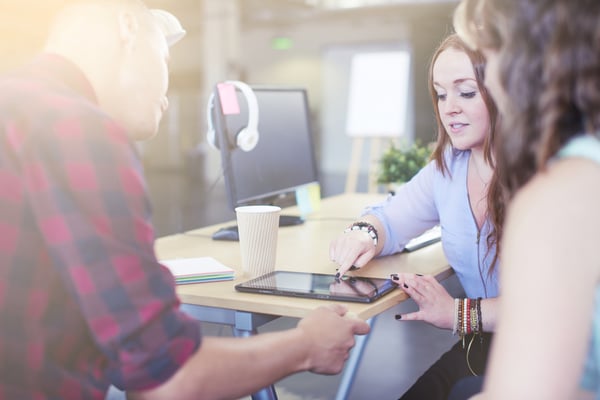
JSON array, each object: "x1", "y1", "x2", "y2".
[{"x1": 154, "y1": 193, "x2": 451, "y2": 400}]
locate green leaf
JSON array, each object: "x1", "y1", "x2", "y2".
[{"x1": 376, "y1": 140, "x2": 432, "y2": 184}]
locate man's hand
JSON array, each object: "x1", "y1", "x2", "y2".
[{"x1": 297, "y1": 304, "x2": 370, "y2": 374}]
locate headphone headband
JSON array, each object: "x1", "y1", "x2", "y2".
[{"x1": 206, "y1": 80, "x2": 260, "y2": 152}]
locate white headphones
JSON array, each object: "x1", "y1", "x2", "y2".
[{"x1": 206, "y1": 80, "x2": 259, "y2": 152}]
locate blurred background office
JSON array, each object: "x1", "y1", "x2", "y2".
[
  {"x1": 0, "y1": 0, "x2": 458, "y2": 236},
  {"x1": 1, "y1": 2, "x2": 467, "y2": 399},
  {"x1": 0, "y1": 0, "x2": 456, "y2": 236}
]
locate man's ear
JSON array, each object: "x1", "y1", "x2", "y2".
[{"x1": 116, "y1": 11, "x2": 139, "y2": 50}]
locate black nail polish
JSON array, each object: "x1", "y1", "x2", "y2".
[
  {"x1": 390, "y1": 273, "x2": 399, "y2": 281},
  {"x1": 403, "y1": 283, "x2": 409, "y2": 289},
  {"x1": 335, "y1": 272, "x2": 340, "y2": 278},
  {"x1": 395, "y1": 314, "x2": 402, "y2": 320},
  {"x1": 416, "y1": 274, "x2": 423, "y2": 277}
]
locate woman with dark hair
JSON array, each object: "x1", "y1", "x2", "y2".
[
  {"x1": 453, "y1": 0, "x2": 600, "y2": 398},
  {"x1": 330, "y1": 33, "x2": 502, "y2": 399}
]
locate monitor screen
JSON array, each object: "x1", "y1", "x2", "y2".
[{"x1": 211, "y1": 86, "x2": 319, "y2": 211}]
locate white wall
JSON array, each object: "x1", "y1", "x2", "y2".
[
  {"x1": 142, "y1": 3, "x2": 455, "y2": 193},
  {"x1": 240, "y1": 14, "x2": 412, "y2": 178}
]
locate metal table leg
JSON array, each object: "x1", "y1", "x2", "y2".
[
  {"x1": 232, "y1": 311, "x2": 279, "y2": 400},
  {"x1": 335, "y1": 316, "x2": 376, "y2": 400},
  {"x1": 180, "y1": 304, "x2": 279, "y2": 400}
]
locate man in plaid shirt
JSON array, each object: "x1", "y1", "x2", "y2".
[{"x1": 0, "y1": 1, "x2": 370, "y2": 399}]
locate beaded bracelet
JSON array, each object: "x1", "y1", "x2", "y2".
[
  {"x1": 454, "y1": 297, "x2": 483, "y2": 345},
  {"x1": 476, "y1": 297, "x2": 483, "y2": 331},
  {"x1": 452, "y1": 298, "x2": 459, "y2": 336},
  {"x1": 476, "y1": 297, "x2": 483, "y2": 342},
  {"x1": 463, "y1": 298, "x2": 469, "y2": 336},
  {"x1": 344, "y1": 221, "x2": 378, "y2": 246}
]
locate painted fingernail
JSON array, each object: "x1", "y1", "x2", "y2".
[
  {"x1": 390, "y1": 273, "x2": 399, "y2": 281},
  {"x1": 403, "y1": 283, "x2": 409, "y2": 289},
  {"x1": 416, "y1": 274, "x2": 423, "y2": 277},
  {"x1": 335, "y1": 272, "x2": 340, "y2": 278},
  {"x1": 395, "y1": 314, "x2": 402, "y2": 320}
]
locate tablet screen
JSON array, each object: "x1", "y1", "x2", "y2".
[{"x1": 234, "y1": 271, "x2": 398, "y2": 303}]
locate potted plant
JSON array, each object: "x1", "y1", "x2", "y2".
[{"x1": 377, "y1": 140, "x2": 431, "y2": 193}]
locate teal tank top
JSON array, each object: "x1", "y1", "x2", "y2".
[{"x1": 557, "y1": 134, "x2": 600, "y2": 397}]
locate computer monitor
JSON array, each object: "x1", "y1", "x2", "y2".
[{"x1": 210, "y1": 85, "x2": 319, "y2": 231}]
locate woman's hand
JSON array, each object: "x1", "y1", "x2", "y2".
[
  {"x1": 329, "y1": 230, "x2": 377, "y2": 277},
  {"x1": 392, "y1": 273, "x2": 454, "y2": 329}
]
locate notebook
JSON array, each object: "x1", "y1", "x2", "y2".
[
  {"x1": 161, "y1": 257, "x2": 235, "y2": 284},
  {"x1": 235, "y1": 271, "x2": 398, "y2": 303}
]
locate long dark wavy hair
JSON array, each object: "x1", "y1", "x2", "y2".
[
  {"x1": 428, "y1": 33, "x2": 501, "y2": 271},
  {"x1": 455, "y1": 0, "x2": 600, "y2": 256}
]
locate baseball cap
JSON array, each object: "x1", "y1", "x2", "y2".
[{"x1": 150, "y1": 9, "x2": 186, "y2": 46}]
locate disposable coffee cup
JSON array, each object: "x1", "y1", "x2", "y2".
[{"x1": 235, "y1": 205, "x2": 281, "y2": 277}]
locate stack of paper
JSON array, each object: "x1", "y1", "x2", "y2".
[{"x1": 161, "y1": 257, "x2": 235, "y2": 284}]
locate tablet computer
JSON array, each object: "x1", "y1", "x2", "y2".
[{"x1": 234, "y1": 271, "x2": 398, "y2": 303}]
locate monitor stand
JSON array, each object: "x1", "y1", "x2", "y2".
[{"x1": 211, "y1": 214, "x2": 304, "y2": 241}]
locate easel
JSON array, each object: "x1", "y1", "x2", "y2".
[
  {"x1": 343, "y1": 50, "x2": 411, "y2": 194},
  {"x1": 344, "y1": 137, "x2": 385, "y2": 194}
]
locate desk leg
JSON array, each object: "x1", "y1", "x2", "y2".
[
  {"x1": 179, "y1": 305, "x2": 279, "y2": 400},
  {"x1": 232, "y1": 311, "x2": 279, "y2": 400},
  {"x1": 334, "y1": 316, "x2": 376, "y2": 400}
]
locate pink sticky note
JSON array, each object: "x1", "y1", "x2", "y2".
[{"x1": 217, "y1": 83, "x2": 241, "y2": 115}]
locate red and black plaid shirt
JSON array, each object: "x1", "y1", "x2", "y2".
[{"x1": 0, "y1": 54, "x2": 201, "y2": 399}]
